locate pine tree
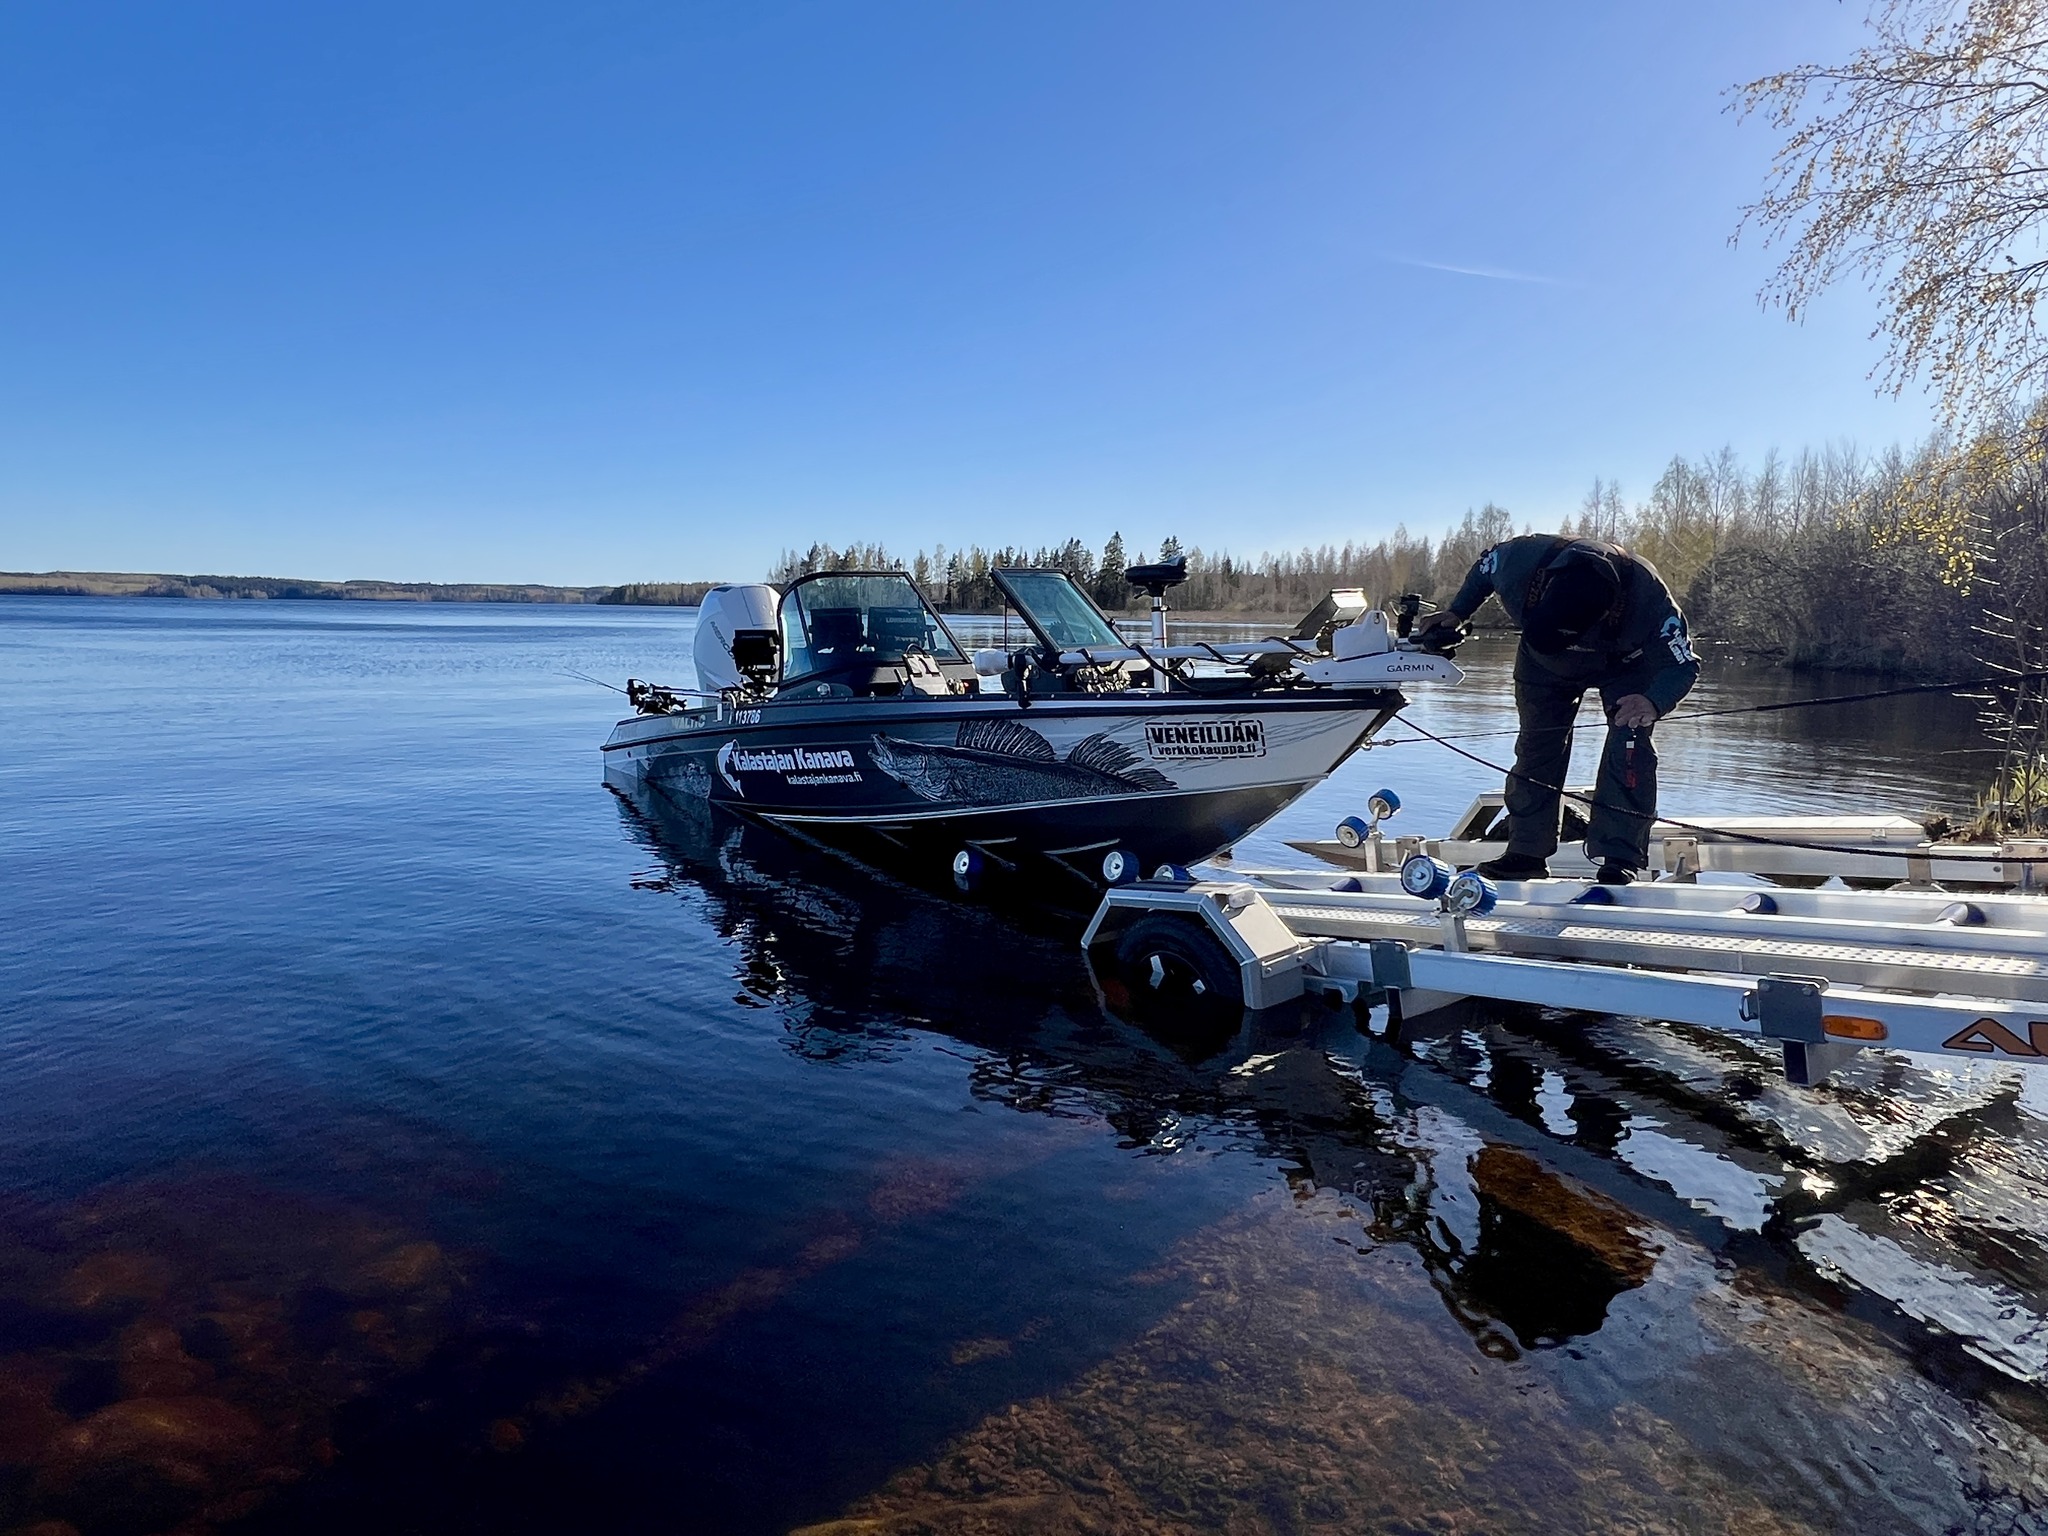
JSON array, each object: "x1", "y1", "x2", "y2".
[{"x1": 1096, "y1": 531, "x2": 1128, "y2": 608}]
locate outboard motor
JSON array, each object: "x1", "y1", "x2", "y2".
[{"x1": 694, "y1": 584, "x2": 781, "y2": 695}]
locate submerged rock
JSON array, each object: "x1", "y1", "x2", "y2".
[
  {"x1": 1469, "y1": 1145, "x2": 1657, "y2": 1285},
  {"x1": 0, "y1": 1175, "x2": 468, "y2": 1533},
  {"x1": 41, "y1": 1394, "x2": 264, "y2": 1484},
  {"x1": 115, "y1": 1321, "x2": 212, "y2": 1399}
]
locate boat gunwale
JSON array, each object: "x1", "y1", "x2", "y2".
[{"x1": 600, "y1": 689, "x2": 1406, "y2": 752}]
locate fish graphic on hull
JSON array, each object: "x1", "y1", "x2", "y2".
[{"x1": 870, "y1": 719, "x2": 1174, "y2": 805}]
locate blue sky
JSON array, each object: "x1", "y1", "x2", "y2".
[{"x1": 0, "y1": 1, "x2": 1933, "y2": 584}]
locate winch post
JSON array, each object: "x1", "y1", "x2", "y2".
[{"x1": 1662, "y1": 835, "x2": 1700, "y2": 883}]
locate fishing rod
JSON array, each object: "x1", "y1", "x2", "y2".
[
  {"x1": 560, "y1": 669, "x2": 629, "y2": 695},
  {"x1": 566, "y1": 671, "x2": 748, "y2": 725}
]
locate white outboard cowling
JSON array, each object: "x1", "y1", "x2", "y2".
[{"x1": 694, "y1": 584, "x2": 781, "y2": 692}]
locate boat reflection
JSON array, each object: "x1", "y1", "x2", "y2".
[{"x1": 614, "y1": 781, "x2": 1662, "y2": 1360}]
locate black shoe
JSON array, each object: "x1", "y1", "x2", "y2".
[
  {"x1": 1595, "y1": 863, "x2": 1637, "y2": 886},
  {"x1": 1475, "y1": 853, "x2": 1549, "y2": 880}
]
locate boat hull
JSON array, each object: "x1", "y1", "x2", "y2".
[{"x1": 604, "y1": 691, "x2": 1401, "y2": 876}]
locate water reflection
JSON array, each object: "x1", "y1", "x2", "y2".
[
  {"x1": 613, "y1": 780, "x2": 2048, "y2": 1381},
  {"x1": 617, "y1": 784, "x2": 1668, "y2": 1353},
  {"x1": 615, "y1": 784, "x2": 2048, "y2": 1531},
  {"x1": 0, "y1": 771, "x2": 2043, "y2": 1532}
]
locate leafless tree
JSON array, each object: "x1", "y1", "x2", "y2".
[{"x1": 1738, "y1": 0, "x2": 2048, "y2": 427}]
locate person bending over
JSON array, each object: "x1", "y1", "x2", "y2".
[{"x1": 1418, "y1": 535, "x2": 1699, "y2": 884}]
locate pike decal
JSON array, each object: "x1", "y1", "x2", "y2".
[{"x1": 870, "y1": 719, "x2": 1174, "y2": 805}]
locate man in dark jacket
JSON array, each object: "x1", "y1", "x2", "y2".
[{"x1": 1418, "y1": 535, "x2": 1699, "y2": 884}]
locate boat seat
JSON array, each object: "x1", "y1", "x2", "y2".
[{"x1": 808, "y1": 609, "x2": 869, "y2": 659}]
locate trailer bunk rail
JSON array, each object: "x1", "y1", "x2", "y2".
[{"x1": 1083, "y1": 798, "x2": 2048, "y2": 1088}]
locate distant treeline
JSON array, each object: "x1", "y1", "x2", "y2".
[
  {"x1": 598, "y1": 582, "x2": 724, "y2": 606},
  {"x1": 22, "y1": 416, "x2": 2046, "y2": 689},
  {"x1": 0, "y1": 571, "x2": 722, "y2": 605},
  {"x1": 773, "y1": 429, "x2": 2048, "y2": 681},
  {"x1": 771, "y1": 516, "x2": 1514, "y2": 618},
  {"x1": 1565, "y1": 445, "x2": 1967, "y2": 676}
]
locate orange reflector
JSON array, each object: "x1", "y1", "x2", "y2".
[{"x1": 1823, "y1": 1015, "x2": 1888, "y2": 1041}]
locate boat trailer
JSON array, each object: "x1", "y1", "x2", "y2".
[{"x1": 1082, "y1": 796, "x2": 2048, "y2": 1088}]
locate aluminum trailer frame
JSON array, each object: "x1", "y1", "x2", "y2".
[{"x1": 1082, "y1": 868, "x2": 2048, "y2": 1087}]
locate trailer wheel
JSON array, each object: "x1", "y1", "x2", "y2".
[{"x1": 1113, "y1": 916, "x2": 1242, "y2": 1006}]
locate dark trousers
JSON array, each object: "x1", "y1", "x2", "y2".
[{"x1": 1505, "y1": 652, "x2": 1659, "y2": 868}]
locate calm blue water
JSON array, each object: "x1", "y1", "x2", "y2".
[{"x1": 1, "y1": 596, "x2": 2042, "y2": 1535}]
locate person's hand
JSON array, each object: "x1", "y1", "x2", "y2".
[
  {"x1": 1414, "y1": 610, "x2": 1464, "y2": 639},
  {"x1": 1610, "y1": 693, "x2": 1658, "y2": 729}
]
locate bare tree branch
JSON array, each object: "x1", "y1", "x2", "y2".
[{"x1": 1737, "y1": 0, "x2": 2048, "y2": 426}]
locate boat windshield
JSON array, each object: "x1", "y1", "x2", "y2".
[
  {"x1": 992, "y1": 569, "x2": 1124, "y2": 651},
  {"x1": 777, "y1": 572, "x2": 965, "y2": 683}
]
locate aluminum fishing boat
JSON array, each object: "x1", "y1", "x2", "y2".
[{"x1": 601, "y1": 561, "x2": 1462, "y2": 886}]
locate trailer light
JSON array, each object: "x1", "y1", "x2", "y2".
[{"x1": 1823, "y1": 1015, "x2": 1887, "y2": 1041}]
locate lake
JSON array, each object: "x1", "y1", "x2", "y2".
[{"x1": 2, "y1": 595, "x2": 2044, "y2": 1535}]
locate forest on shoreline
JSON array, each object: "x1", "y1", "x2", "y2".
[
  {"x1": 774, "y1": 422, "x2": 2048, "y2": 682},
  {"x1": 17, "y1": 414, "x2": 2048, "y2": 688},
  {"x1": 0, "y1": 571, "x2": 723, "y2": 607}
]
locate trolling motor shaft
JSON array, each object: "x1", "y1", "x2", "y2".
[{"x1": 1126, "y1": 556, "x2": 1189, "y2": 694}]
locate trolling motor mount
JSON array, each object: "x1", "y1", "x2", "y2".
[
  {"x1": 1393, "y1": 592, "x2": 1469, "y2": 656},
  {"x1": 1393, "y1": 593, "x2": 1429, "y2": 639}
]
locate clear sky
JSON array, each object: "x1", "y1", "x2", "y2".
[{"x1": 0, "y1": 1, "x2": 1936, "y2": 585}]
